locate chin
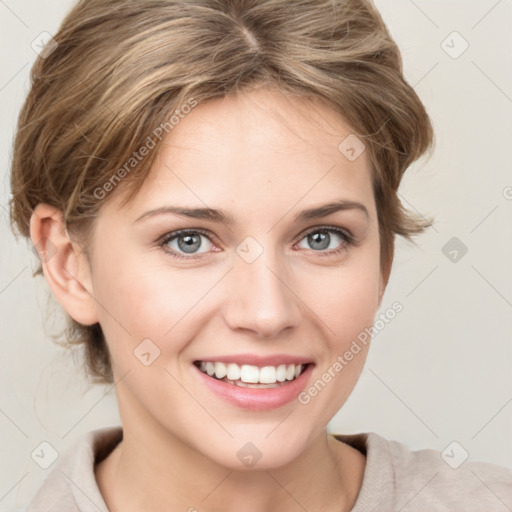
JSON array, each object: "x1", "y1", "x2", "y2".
[{"x1": 196, "y1": 428, "x2": 314, "y2": 471}]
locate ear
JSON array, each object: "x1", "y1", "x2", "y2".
[{"x1": 29, "y1": 203, "x2": 99, "y2": 325}]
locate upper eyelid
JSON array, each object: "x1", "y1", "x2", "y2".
[{"x1": 300, "y1": 225, "x2": 352, "y2": 238}]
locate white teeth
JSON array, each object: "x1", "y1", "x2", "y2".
[
  {"x1": 230, "y1": 380, "x2": 281, "y2": 389},
  {"x1": 214, "y1": 362, "x2": 227, "y2": 379},
  {"x1": 226, "y1": 363, "x2": 241, "y2": 381},
  {"x1": 197, "y1": 361, "x2": 306, "y2": 384},
  {"x1": 240, "y1": 365, "x2": 259, "y2": 383},
  {"x1": 276, "y1": 364, "x2": 287, "y2": 382},
  {"x1": 259, "y1": 366, "x2": 276, "y2": 384},
  {"x1": 206, "y1": 362, "x2": 215, "y2": 376}
]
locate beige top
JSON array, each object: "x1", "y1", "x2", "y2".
[{"x1": 22, "y1": 426, "x2": 512, "y2": 511}]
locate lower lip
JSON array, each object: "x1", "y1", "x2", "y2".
[{"x1": 194, "y1": 364, "x2": 314, "y2": 411}]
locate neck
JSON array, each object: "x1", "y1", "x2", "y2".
[{"x1": 95, "y1": 423, "x2": 365, "y2": 512}]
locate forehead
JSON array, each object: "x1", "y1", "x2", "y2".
[{"x1": 108, "y1": 87, "x2": 374, "y2": 220}]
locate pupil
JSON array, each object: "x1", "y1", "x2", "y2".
[
  {"x1": 309, "y1": 231, "x2": 329, "y2": 250},
  {"x1": 178, "y1": 234, "x2": 201, "y2": 253}
]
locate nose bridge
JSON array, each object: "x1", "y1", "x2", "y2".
[{"x1": 223, "y1": 238, "x2": 301, "y2": 338}]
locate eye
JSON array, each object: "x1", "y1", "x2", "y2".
[
  {"x1": 157, "y1": 226, "x2": 355, "y2": 260},
  {"x1": 295, "y1": 226, "x2": 354, "y2": 256},
  {"x1": 158, "y1": 229, "x2": 216, "y2": 259}
]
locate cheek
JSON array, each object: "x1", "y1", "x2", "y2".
[
  {"x1": 297, "y1": 259, "x2": 379, "y2": 421},
  {"x1": 91, "y1": 250, "x2": 218, "y2": 360},
  {"x1": 298, "y1": 248, "x2": 381, "y2": 345}
]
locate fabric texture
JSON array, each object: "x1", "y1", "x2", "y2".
[{"x1": 21, "y1": 426, "x2": 512, "y2": 511}]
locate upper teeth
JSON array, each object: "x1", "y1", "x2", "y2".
[{"x1": 199, "y1": 361, "x2": 304, "y2": 384}]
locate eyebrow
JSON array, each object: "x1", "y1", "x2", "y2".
[{"x1": 134, "y1": 200, "x2": 369, "y2": 225}]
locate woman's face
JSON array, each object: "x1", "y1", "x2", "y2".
[{"x1": 85, "y1": 87, "x2": 386, "y2": 468}]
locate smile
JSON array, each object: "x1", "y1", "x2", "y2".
[{"x1": 194, "y1": 361, "x2": 308, "y2": 388}]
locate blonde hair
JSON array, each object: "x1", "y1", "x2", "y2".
[{"x1": 9, "y1": 0, "x2": 434, "y2": 385}]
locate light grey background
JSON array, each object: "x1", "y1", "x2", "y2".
[{"x1": 1, "y1": 0, "x2": 511, "y2": 510}]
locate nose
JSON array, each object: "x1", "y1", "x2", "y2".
[{"x1": 222, "y1": 248, "x2": 302, "y2": 339}]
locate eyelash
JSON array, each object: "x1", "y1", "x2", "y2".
[{"x1": 157, "y1": 226, "x2": 356, "y2": 261}]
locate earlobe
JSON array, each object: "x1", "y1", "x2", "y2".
[{"x1": 29, "y1": 203, "x2": 99, "y2": 326}]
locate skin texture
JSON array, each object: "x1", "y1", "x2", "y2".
[{"x1": 30, "y1": 86, "x2": 391, "y2": 512}]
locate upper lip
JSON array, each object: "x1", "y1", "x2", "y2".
[{"x1": 194, "y1": 353, "x2": 314, "y2": 366}]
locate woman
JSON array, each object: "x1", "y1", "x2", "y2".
[{"x1": 9, "y1": 0, "x2": 511, "y2": 511}]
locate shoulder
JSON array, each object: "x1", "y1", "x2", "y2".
[
  {"x1": 23, "y1": 426, "x2": 122, "y2": 512},
  {"x1": 385, "y1": 435, "x2": 512, "y2": 510},
  {"x1": 334, "y1": 431, "x2": 512, "y2": 512}
]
